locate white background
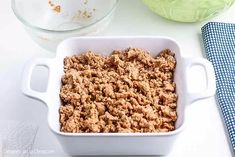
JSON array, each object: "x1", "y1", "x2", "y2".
[{"x1": 0, "y1": 0, "x2": 235, "y2": 156}]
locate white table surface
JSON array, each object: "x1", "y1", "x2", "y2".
[{"x1": 0, "y1": 0, "x2": 234, "y2": 156}]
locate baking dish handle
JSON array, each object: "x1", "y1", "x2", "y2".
[
  {"x1": 183, "y1": 58, "x2": 216, "y2": 104},
  {"x1": 21, "y1": 58, "x2": 52, "y2": 104}
]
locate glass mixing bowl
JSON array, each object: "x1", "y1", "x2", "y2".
[
  {"x1": 143, "y1": 0, "x2": 234, "y2": 22},
  {"x1": 12, "y1": 0, "x2": 118, "y2": 51}
]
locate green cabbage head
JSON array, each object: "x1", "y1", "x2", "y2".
[{"x1": 143, "y1": 0, "x2": 235, "y2": 22}]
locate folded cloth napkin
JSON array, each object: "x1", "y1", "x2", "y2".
[
  {"x1": 0, "y1": 121, "x2": 38, "y2": 157},
  {"x1": 201, "y1": 22, "x2": 235, "y2": 154}
]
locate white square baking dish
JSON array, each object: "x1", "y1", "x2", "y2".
[{"x1": 21, "y1": 36, "x2": 216, "y2": 155}]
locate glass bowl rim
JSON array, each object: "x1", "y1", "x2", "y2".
[{"x1": 11, "y1": 0, "x2": 119, "y2": 33}]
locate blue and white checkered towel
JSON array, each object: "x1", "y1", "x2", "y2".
[{"x1": 202, "y1": 22, "x2": 235, "y2": 154}]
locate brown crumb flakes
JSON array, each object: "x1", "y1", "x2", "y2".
[
  {"x1": 53, "y1": 5, "x2": 61, "y2": 13},
  {"x1": 59, "y1": 48, "x2": 177, "y2": 133},
  {"x1": 48, "y1": 0, "x2": 61, "y2": 13}
]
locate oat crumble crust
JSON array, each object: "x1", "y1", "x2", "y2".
[{"x1": 59, "y1": 48, "x2": 177, "y2": 133}]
